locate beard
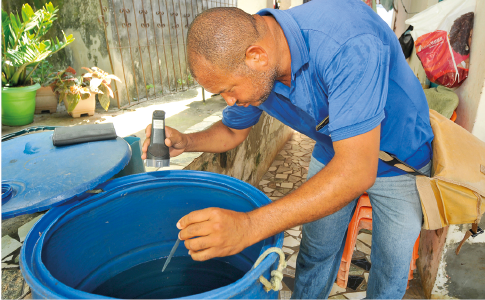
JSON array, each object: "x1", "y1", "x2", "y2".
[{"x1": 237, "y1": 66, "x2": 278, "y2": 106}]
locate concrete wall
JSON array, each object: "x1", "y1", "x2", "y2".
[
  {"x1": 237, "y1": 0, "x2": 273, "y2": 14},
  {"x1": 393, "y1": 0, "x2": 485, "y2": 298},
  {"x1": 454, "y1": 0, "x2": 485, "y2": 141},
  {"x1": 184, "y1": 112, "x2": 294, "y2": 187},
  {"x1": 278, "y1": 0, "x2": 303, "y2": 10}
]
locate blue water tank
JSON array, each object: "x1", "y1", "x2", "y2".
[{"x1": 21, "y1": 170, "x2": 283, "y2": 299}]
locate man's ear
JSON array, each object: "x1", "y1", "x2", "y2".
[{"x1": 245, "y1": 45, "x2": 269, "y2": 70}]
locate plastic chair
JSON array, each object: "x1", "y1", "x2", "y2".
[
  {"x1": 336, "y1": 193, "x2": 419, "y2": 290},
  {"x1": 450, "y1": 110, "x2": 457, "y2": 122}
]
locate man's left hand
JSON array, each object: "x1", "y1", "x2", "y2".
[{"x1": 177, "y1": 208, "x2": 256, "y2": 261}]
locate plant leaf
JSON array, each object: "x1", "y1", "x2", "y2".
[
  {"x1": 89, "y1": 77, "x2": 103, "y2": 91},
  {"x1": 97, "y1": 84, "x2": 110, "y2": 111}
]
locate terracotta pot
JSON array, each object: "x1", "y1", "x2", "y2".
[
  {"x1": 35, "y1": 86, "x2": 57, "y2": 114},
  {"x1": 63, "y1": 93, "x2": 96, "y2": 118}
]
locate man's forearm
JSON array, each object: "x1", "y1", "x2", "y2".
[
  {"x1": 185, "y1": 120, "x2": 251, "y2": 153},
  {"x1": 243, "y1": 126, "x2": 381, "y2": 249}
]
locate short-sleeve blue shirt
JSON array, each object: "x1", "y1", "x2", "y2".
[{"x1": 222, "y1": 0, "x2": 434, "y2": 177}]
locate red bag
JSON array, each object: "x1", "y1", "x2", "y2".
[{"x1": 406, "y1": 0, "x2": 474, "y2": 88}]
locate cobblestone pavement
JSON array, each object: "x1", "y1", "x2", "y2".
[{"x1": 257, "y1": 132, "x2": 425, "y2": 300}]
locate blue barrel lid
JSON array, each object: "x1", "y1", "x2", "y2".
[{"x1": 1, "y1": 131, "x2": 131, "y2": 218}]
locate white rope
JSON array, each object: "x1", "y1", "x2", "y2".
[{"x1": 252, "y1": 247, "x2": 287, "y2": 292}]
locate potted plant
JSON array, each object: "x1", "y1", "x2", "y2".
[
  {"x1": 1, "y1": 3, "x2": 74, "y2": 126},
  {"x1": 31, "y1": 60, "x2": 58, "y2": 113},
  {"x1": 52, "y1": 66, "x2": 120, "y2": 118}
]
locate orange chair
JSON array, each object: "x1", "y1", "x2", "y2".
[
  {"x1": 450, "y1": 110, "x2": 457, "y2": 122},
  {"x1": 336, "y1": 193, "x2": 419, "y2": 290}
]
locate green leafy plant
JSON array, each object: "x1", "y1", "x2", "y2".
[
  {"x1": 30, "y1": 60, "x2": 56, "y2": 87},
  {"x1": 146, "y1": 84, "x2": 154, "y2": 90},
  {"x1": 1, "y1": 3, "x2": 75, "y2": 87},
  {"x1": 82, "y1": 67, "x2": 121, "y2": 111}
]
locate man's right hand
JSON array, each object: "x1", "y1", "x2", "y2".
[{"x1": 141, "y1": 124, "x2": 189, "y2": 159}]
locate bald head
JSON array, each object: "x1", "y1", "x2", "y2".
[{"x1": 187, "y1": 7, "x2": 266, "y2": 77}]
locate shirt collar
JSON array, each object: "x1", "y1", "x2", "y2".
[{"x1": 257, "y1": 8, "x2": 309, "y2": 80}]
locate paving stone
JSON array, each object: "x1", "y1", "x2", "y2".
[
  {"x1": 352, "y1": 258, "x2": 371, "y2": 271},
  {"x1": 283, "y1": 247, "x2": 295, "y2": 255},
  {"x1": 292, "y1": 170, "x2": 302, "y2": 176},
  {"x1": 1, "y1": 236, "x2": 22, "y2": 260},
  {"x1": 282, "y1": 276, "x2": 295, "y2": 291},
  {"x1": 269, "y1": 197, "x2": 281, "y2": 201},
  {"x1": 268, "y1": 166, "x2": 277, "y2": 171},
  {"x1": 18, "y1": 215, "x2": 43, "y2": 243},
  {"x1": 357, "y1": 232, "x2": 372, "y2": 246},
  {"x1": 343, "y1": 291, "x2": 366, "y2": 299},
  {"x1": 2, "y1": 263, "x2": 19, "y2": 269},
  {"x1": 284, "y1": 163, "x2": 289, "y2": 167},
  {"x1": 285, "y1": 229, "x2": 300, "y2": 237},
  {"x1": 2, "y1": 256, "x2": 13, "y2": 262},
  {"x1": 283, "y1": 267, "x2": 296, "y2": 277},
  {"x1": 283, "y1": 144, "x2": 292, "y2": 150},
  {"x1": 281, "y1": 182, "x2": 294, "y2": 189},
  {"x1": 347, "y1": 276, "x2": 364, "y2": 290},
  {"x1": 279, "y1": 150, "x2": 288, "y2": 156},
  {"x1": 366, "y1": 255, "x2": 371, "y2": 263},
  {"x1": 301, "y1": 144, "x2": 314, "y2": 149},
  {"x1": 277, "y1": 166, "x2": 292, "y2": 173},
  {"x1": 351, "y1": 250, "x2": 366, "y2": 260},
  {"x1": 364, "y1": 272, "x2": 369, "y2": 282},
  {"x1": 358, "y1": 280, "x2": 367, "y2": 291},
  {"x1": 280, "y1": 290, "x2": 292, "y2": 299},
  {"x1": 271, "y1": 161, "x2": 284, "y2": 167},
  {"x1": 349, "y1": 264, "x2": 365, "y2": 276},
  {"x1": 273, "y1": 190, "x2": 285, "y2": 197},
  {"x1": 283, "y1": 170, "x2": 293, "y2": 174},
  {"x1": 329, "y1": 295, "x2": 347, "y2": 299},
  {"x1": 288, "y1": 175, "x2": 300, "y2": 183},
  {"x1": 14, "y1": 255, "x2": 19, "y2": 264},
  {"x1": 283, "y1": 236, "x2": 300, "y2": 247},
  {"x1": 355, "y1": 240, "x2": 371, "y2": 255},
  {"x1": 276, "y1": 174, "x2": 288, "y2": 179},
  {"x1": 293, "y1": 152, "x2": 307, "y2": 157},
  {"x1": 287, "y1": 252, "x2": 298, "y2": 269},
  {"x1": 268, "y1": 182, "x2": 277, "y2": 189},
  {"x1": 291, "y1": 226, "x2": 301, "y2": 231},
  {"x1": 329, "y1": 283, "x2": 347, "y2": 296},
  {"x1": 259, "y1": 180, "x2": 270, "y2": 186},
  {"x1": 263, "y1": 187, "x2": 275, "y2": 193}
]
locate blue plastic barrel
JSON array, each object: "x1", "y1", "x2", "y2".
[{"x1": 20, "y1": 171, "x2": 283, "y2": 299}]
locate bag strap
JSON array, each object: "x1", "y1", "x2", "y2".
[{"x1": 379, "y1": 151, "x2": 429, "y2": 177}]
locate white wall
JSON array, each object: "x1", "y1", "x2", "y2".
[
  {"x1": 237, "y1": 0, "x2": 273, "y2": 14},
  {"x1": 454, "y1": 0, "x2": 485, "y2": 141}
]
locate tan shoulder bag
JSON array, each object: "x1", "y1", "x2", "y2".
[{"x1": 379, "y1": 109, "x2": 485, "y2": 254}]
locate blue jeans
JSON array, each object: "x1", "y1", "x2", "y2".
[{"x1": 292, "y1": 156, "x2": 431, "y2": 299}]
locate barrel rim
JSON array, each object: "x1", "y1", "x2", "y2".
[{"x1": 21, "y1": 170, "x2": 284, "y2": 299}]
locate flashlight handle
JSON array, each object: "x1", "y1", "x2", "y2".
[{"x1": 147, "y1": 110, "x2": 170, "y2": 161}]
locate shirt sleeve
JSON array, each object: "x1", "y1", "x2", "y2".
[
  {"x1": 320, "y1": 34, "x2": 390, "y2": 142},
  {"x1": 222, "y1": 104, "x2": 263, "y2": 130}
]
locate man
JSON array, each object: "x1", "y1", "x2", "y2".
[{"x1": 142, "y1": 0, "x2": 433, "y2": 298}]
